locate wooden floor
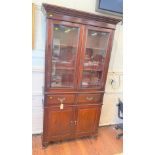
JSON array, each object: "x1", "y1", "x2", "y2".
[{"x1": 32, "y1": 126, "x2": 123, "y2": 155}]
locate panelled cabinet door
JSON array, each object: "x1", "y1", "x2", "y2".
[
  {"x1": 48, "y1": 20, "x2": 82, "y2": 89},
  {"x1": 79, "y1": 26, "x2": 112, "y2": 89},
  {"x1": 75, "y1": 105, "x2": 101, "y2": 135},
  {"x1": 43, "y1": 107, "x2": 75, "y2": 142}
]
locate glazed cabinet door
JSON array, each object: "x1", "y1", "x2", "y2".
[
  {"x1": 75, "y1": 105, "x2": 101, "y2": 136},
  {"x1": 43, "y1": 106, "x2": 75, "y2": 142},
  {"x1": 45, "y1": 20, "x2": 82, "y2": 90},
  {"x1": 78, "y1": 26, "x2": 112, "y2": 89}
]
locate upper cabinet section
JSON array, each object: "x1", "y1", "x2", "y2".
[{"x1": 42, "y1": 3, "x2": 120, "y2": 91}]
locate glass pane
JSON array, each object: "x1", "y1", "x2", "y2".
[
  {"x1": 81, "y1": 29, "x2": 110, "y2": 88},
  {"x1": 81, "y1": 70, "x2": 102, "y2": 88},
  {"x1": 51, "y1": 24, "x2": 79, "y2": 88},
  {"x1": 87, "y1": 30, "x2": 109, "y2": 49}
]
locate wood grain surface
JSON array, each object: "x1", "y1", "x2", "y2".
[{"x1": 33, "y1": 126, "x2": 123, "y2": 155}]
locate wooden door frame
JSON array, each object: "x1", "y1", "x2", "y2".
[
  {"x1": 45, "y1": 19, "x2": 83, "y2": 92},
  {"x1": 77, "y1": 25, "x2": 114, "y2": 90}
]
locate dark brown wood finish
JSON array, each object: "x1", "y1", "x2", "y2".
[
  {"x1": 43, "y1": 106, "x2": 75, "y2": 143},
  {"x1": 76, "y1": 25, "x2": 87, "y2": 90},
  {"x1": 42, "y1": 3, "x2": 121, "y2": 29},
  {"x1": 42, "y1": 3, "x2": 120, "y2": 146},
  {"x1": 75, "y1": 105, "x2": 101, "y2": 135},
  {"x1": 46, "y1": 94, "x2": 75, "y2": 105},
  {"x1": 77, "y1": 94, "x2": 102, "y2": 104},
  {"x1": 44, "y1": 90, "x2": 105, "y2": 94},
  {"x1": 44, "y1": 19, "x2": 52, "y2": 91}
]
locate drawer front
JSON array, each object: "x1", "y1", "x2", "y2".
[
  {"x1": 46, "y1": 94, "x2": 75, "y2": 105},
  {"x1": 77, "y1": 94, "x2": 102, "y2": 104}
]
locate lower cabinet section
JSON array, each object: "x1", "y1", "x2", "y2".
[{"x1": 42, "y1": 104, "x2": 102, "y2": 145}]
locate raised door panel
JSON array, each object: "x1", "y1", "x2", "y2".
[
  {"x1": 75, "y1": 105, "x2": 101, "y2": 135},
  {"x1": 78, "y1": 26, "x2": 113, "y2": 90},
  {"x1": 43, "y1": 107, "x2": 75, "y2": 142}
]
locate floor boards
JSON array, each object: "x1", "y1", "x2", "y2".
[{"x1": 32, "y1": 126, "x2": 123, "y2": 155}]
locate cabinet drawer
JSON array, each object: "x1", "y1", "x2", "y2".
[
  {"x1": 77, "y1": 94, "x2": 102, "y2": 104},
  {"x1": 46, "y1": 94, "x2": 75, "y2": 105}
]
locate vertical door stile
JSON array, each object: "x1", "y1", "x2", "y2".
[
  {"x1": 73, "y1": 106, "x2": 77, "y2": 134},
  {"x1": 74, "y1": 24, "x2": 83, "y2": 90},
  {"x1": 76, "y1": 25, "x2": 87, "y2": 90},
  {"x1": 74, "y1": 25, "x2": 85, "y2": 132},
  {"x1": 45, "y1": 19, "x2": 53, "y2": 91}
]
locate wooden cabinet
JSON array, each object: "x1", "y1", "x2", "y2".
[{"x1": 42, "y1": 3, "x2": 121, "y2": 146}]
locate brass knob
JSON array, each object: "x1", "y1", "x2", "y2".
[
  {"x1": 74, "y1": 121, "x2": 77, "y2": 125},
  {"x1": 58, "y1": 97, "x2": 66, "y2": 104},
  {"x1": 86, "y1": 97, "x2": 94, "y2": 101},
  {"x1": 49, "y1": 96, "x2": 53, "y2": 99}
]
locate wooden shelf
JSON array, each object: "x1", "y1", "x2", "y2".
[
  {"x1": 83, "y1": 67, "x2": 103, "y2": 71},
  {"x1": 51, "y1": 83, "x2": 73, "y2": 87},
  {"x1": 53, "y1": 44, "x2": 77, "y2": 48},
  {"x1": 86, "y1": 47, "x2": 106, "y2": 51},
  {"x1": 53, "y1": 67, "x2": 74, "y2": 70},
  {"x1": 82, "y1": 84, "x2": 101, "y2": 88}
]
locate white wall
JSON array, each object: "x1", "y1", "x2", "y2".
[
  {"x1": 33, "y1": 0, "x2": 112, "y2": 16},
  {"x1": 32, "y1": 1, "x2": 123, "y2": 134},
  {"x1": 100, "y1": 23, "x2": 123, "y2": 126}
]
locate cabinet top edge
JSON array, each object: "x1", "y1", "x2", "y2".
[
  {"x1": 44, "y1": 91, "x2": 105, "y2": 95},
  {"x1": 42, "y1": 3, "x2": 121, "y2": 25}
]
